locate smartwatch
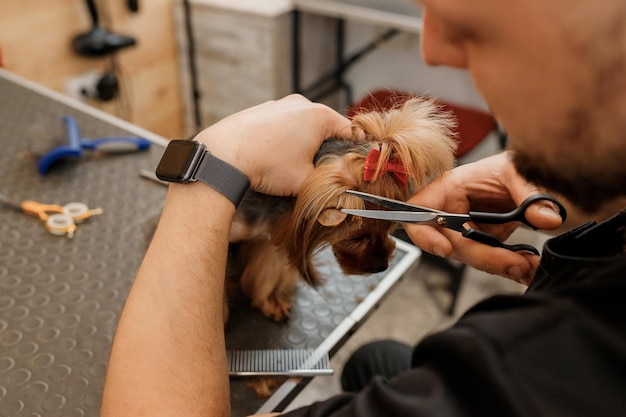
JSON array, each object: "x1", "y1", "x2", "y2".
[{"x1": 155, "y1": 139, "x2": 250, "y2": 207}]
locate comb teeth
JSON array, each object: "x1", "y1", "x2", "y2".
[{"x1": 227, "y1": 349, "x2": 333, "y2": 376}]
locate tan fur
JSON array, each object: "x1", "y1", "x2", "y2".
[
  {"x1": 230, "y1": 97, "x2": 458, "y2": 321},
  {"x1": 238, "y1": 239, "x2": 299, "y2": 321}
]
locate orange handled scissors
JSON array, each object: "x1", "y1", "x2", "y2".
[{"x1": 1, "y1": 195, "x2": 103, "y2": 238}]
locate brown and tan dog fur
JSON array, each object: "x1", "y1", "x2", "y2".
[{"x1": 227, "y1": 97, "x2": 458, "y2": 321}]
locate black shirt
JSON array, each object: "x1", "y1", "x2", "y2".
[{"x1": 285, "y1": 210, "x2": 626, "y2": 417}]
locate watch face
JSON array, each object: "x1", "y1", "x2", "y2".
[{"x1": 155, "y1": 140, "x2": 204, "y2": 182}]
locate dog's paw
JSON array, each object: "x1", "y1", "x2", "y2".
[
  {"x1": 238, "y1": 240, "x2": 299, "y2": 321},
  {"x1": 254, "y1": 294, "x2": 292, "y2": 322},
  {"x1": 246, "y1": 376, "x2": 292, "y2": 398}
]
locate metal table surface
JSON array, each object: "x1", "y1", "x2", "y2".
[{"x1": 0, "y1": 69, "x2": 420, "y2": 416}]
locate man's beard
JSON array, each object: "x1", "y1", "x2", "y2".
[
  {"x1": 512, "y1": 149, "x2": 626, "y2": 215},
  {"x1": 505, "y1": 5, "x2": 626, "y2": 215},
  {"x1": 510, "y1": 23, "x2": 626, "y2": 215},
  {"x1": 510, "y1": 83, "x2": 626, "y2": 214}
]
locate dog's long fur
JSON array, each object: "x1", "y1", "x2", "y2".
[{"x1": 227, "y1": 97, "x2": 458, "y2": 321}]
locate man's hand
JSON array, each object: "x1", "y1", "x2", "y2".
[
  {"x1": 195, "y1": 94, "x2": 353, "y2": 197},
  {"x1": 405, "y1": 152, "x2": 565, "y2": 284}
]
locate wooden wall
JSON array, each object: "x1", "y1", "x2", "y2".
[{"x1": 0, "y1": 0, "x2": 184, "y2": 138}]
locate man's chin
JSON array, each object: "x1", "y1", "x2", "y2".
[{"x1": 512, "y1": 151, "x2": 625, "y2": 215}]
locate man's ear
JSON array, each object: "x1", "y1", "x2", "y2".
[{"x1": 317, "y1": 208, "x2": 348, "y2": 226}]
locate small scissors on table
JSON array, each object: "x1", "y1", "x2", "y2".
[
  {"x1": 0, "y1": 194, "x2": 103, "y2": 238},
  {"x1": 342, "y1": 190, "x2": 567, "y2": 255}
]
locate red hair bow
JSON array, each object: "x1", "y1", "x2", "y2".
[{"x1": 363, "y1": 148, "x2": 409, "y2": 187}]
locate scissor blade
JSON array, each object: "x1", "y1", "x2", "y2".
[
  {"x1": 0, "y1": 194, "x2": 23, "y2": 211},
  {"x1": 345, "y1": 190, "x2": 439, "y2": 213},
  {"x1": 341, "y1": 209, "x2": 440, "y2": 225}
]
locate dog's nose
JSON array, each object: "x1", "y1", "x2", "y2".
[{"x1": 368, "y1": 263, "x2": 388, "y2": 274}]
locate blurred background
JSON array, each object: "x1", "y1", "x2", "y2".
[{"x1": 0, "y1": 0, "x2": 487, "y2": 139}]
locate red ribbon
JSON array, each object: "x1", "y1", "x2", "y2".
[{"x1": 363, "y1": 148, "x2": 409, "y2": 187}]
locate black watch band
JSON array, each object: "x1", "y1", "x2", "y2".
[
  {"x1": 155, "y1": 139, "x2": 250, "y2": 207},
  {"x1": 195, "y1": 151, "x2": 250, "y2": 207}
]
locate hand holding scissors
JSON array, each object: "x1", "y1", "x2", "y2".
[{"x1": 342, "y1": 190, "x2": 567, "y2": 255}]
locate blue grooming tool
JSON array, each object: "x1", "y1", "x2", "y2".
[
  {"x1": 37, "y1": 115, "x2": 152, "y2": 175},
  {"x1": 37, "y1": 116, "x2": 82, "y2": 175}
]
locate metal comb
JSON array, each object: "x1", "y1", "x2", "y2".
[{"x1": 227, "y1": 349, "x2": 333, "y2": 377}]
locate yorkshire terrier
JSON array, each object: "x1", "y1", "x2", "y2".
[{"x1": 227, "y1": 97, "x2": 458, "y2": 321}]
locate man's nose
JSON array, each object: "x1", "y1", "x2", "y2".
[{"x1": 420, "y1": 10, "x2": 469, "y2": 69}]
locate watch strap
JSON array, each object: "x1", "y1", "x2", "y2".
[{"x1": 195, "y1": 151, "x2": 250, "y2": 207}]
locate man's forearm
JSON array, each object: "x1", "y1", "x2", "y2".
[
  {"x1": 101, "y1": 183, "x2": 234, "y2": 417},
  {"x1": 100, "y1": 95, "x2": 353, "y2": 417}
]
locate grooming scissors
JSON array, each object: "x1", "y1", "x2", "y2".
[
  {"x1": 0, "y1": 194, "x2": 103, "y2": 238},
  {"x1": 37, "y1": 115, "x2": 151, "y2": 175},
  {"x1": 342, "y1": 190, "x2": 567, "y2": 255}
]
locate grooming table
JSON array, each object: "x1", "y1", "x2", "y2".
[{"x1": 0, "y1": 69, "x2": 420, "y2": 416}]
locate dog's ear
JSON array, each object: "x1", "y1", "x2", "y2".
[
  {"x1": 272, "y1": 156, "x2": 364, "y2": 285},
  {"x1": 317, "y1": 208, "x2": 347, "y2": 226},
  {"x1": 351, "y1": 97, "x2": 459, "y2": 190}
]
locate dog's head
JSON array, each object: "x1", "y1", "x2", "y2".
[{"x1": 272, "y1": 97, "x2": 458, "y2": 284}]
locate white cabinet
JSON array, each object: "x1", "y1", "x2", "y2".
[{"x1": 174, "y1": 1, "x2": 293, "y2": 134}]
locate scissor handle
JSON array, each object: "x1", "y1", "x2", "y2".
[
  {"x1": 463, "y1": 229, "x2": 540, "y2": 255},
  {"x1": 21, "y1": 200, "x2": 65, "y2": 220},
  {"x1": 81, "y1": 137, "x2": 152, "y2": 152},
  {"x1": 468, "y1": 194, "x2": 567, "y2": 229}
]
